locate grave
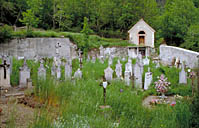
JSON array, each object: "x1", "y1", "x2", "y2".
[
  {"x1": 133, "y1": 61, "x2": 143, "y2": 88},
  {"x1": 38, "y1": 62, "x2": 46, "y2": 80},
  {"x1": 143, "y1": 57, "x2": 150, "y2": 65},
  {"x1": 91, "y1": 56, "x2": 96, "y2": 63},
  {"x1": 51, "y1": 63, "x2": 56, "y2": 76},
  {"x1": 179, "y1": 63, "x2": 187, "y2": 84},
  {"x1": 125, "y1": 58, "x2": 133, "y2": 76},
  {"x1": 99, "y1": 45, "x2": 104, "y2": 57},
  {"x1": 144, "y1": 68, "x2": 153, "y2": 90},
  {"x1": 108, "y1": 56, "x2": 113, "y2": 66},
  {"x1": 56, "y1": 65, "x2": 61, "y2": 79},
  {"x1": 115, "y1": 60, "x2": 122, "y2": 79},
  {"x1": 19, "y1": 60, "x2": 30, "y2": 88},
  {"x1": 104, "y1": 66, "x2": 113, "y2": 82},
  {"x1": 0, "y1": 60, "x2": 11, "y2": 88},
  {"x1": 74, "y1": 68, "x2": 82, "y2": 79},
  {"x1": 65, "y1": 62, "x2": 72, "y2": 79},
  {"x1": 124, "y1": 71, "x2": 131, "y2": 86}
]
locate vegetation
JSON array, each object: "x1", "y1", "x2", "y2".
[{"x1": 0, "y1": 0, "x2": 199, "y2": 51}]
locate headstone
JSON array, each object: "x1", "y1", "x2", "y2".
[
  {"x1": 74, "y1": 68, "x2": 82, "y2": 79},
  {"x1": 56, "y1": 65, "x2": 61, "y2": 79},
  {"x1": 175, "y1": 57, "x2": 180, "y2": 68},
  {"x1": 0, "y1": 60, "x2": 11, "y2": 88},
  {"x1": 125, "y1": 58, "x2": 133, "y2": 76},
  {"x1": 104, "y1": 66, "x2": 113, "y2": 82},
  {"x1": 179, "y1": 63, "x2": 187, "y2": 84},
  {"x1": 55, "y1": 42, "x2": 62, "y2": 56},
  {"x1": 156, "y1": 62, "x2": 160, "y2": 68},
  {"x1": 99, "y1": 45, "x2": 104, "y2": 57},
  {"x1": 115, "y1": 60, "x2": 122, "y2": 79},
  {"x1": 38, "y1": 62, "x2": 46, "y2": 80},
  {"x1": 124, "y1": 71, "x2": 131, "y2": 86},
  {"x1": 51, "y1": 63, "x2": 56, "y2": 76},
  {"x1": 19, "y1": 60, "x2": 30, "y2": 88},
  {"x1": 27, "y1": 78, "x2": 33, "y2": 89},
  {"x1": 108, "y1": 56, "x2": 113, "y2": 66},
  {"x1": 128, "y1": 49, "x2": 137, "y2": 59},
  {"x1": 91, "y1": 56, "x2": 96, "y2": 63},
  {"x1": 65, "y1": 63, "x2": 72, "y2": 79},
  {"x1": 87, "y1": 55, "x2": 90, "y2": 62},
  {"x1": 143, "y1": 57, "x2": 150, "y2": 65},
  {"x1": 99, "y1": 56, "x2": 104, "y2": 64},
  {"x1": 144, "y1": 68, "x2": 153, "y2": 90},
  {"x1": 133, "y1": 62, "x2": 143, "y2": 88}
]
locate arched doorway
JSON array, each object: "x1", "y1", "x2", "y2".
[{"x1": 138, "y1": 31, "x2": 145, "y2": 45}]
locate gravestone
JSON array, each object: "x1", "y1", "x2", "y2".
[
  {"x1": 38, "y1": 62, "x2": 46, "y2": 80},
  {"x1": 99, "y1": 56, "x2": 104, "y2": 64},
  {"x1": 51, "y1": 63, "x2": 56, "y2": 76},
  {"x1": 115, "y1": 60, "x2": 122, "y2": 79},
  {"x1": 87, "y1": 55, "x2": 90, "y2": 62},
  {"x1": 133, "y1": 62, "x2": 143, "y2": 88},
  {"x1": 124, "y1": 71, "x2": 131, "y2": 86},
  {"x1": 144, "y1": 68, "x2": 153, "y2": 90},
  {"x1": 143, "y1": 57, "x2": 150, "y2": 65},
  {"x1": 99, "y1": 45, "x2": 104, "y2": 57},
  {"x1": 19, "y1": 60, "x2": 30, "y2": 88},
  {"x1": 56, "y1": 65, "x2": 61, "y2": 79},
  {"x1": 74, "y1": 68, "x2": 82, "y2": 79},
  {"x1": 108, "y1": 56, "x2": 113, "y2": 66},
  {"x1": 65, "y1": 62, "x2": 72, "y2": 79},
  {"x1": 104, "y1": 66, "x2": 113, "y2": 82},
  {"x1": 0, "y1": 60, "x2": 11, "y2": 88},
  {"x1": 91, "y1": 56, "x2": 96, "y2": 63},
  {"x1": 175, "y1": 57, "x2": 180, "y2": 68},
  {"x1": 179, "y1": 63, "x2": 187, "y2": 84},
  {"x1": 125, "y1": 58, "x2": 133, "y2": 76}
]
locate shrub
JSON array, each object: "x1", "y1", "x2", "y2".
[{"x1": 0, "y1": 25, "x2": 13, "y2": 43}]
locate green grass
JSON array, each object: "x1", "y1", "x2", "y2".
[{"x1": 10, "y1": 57, "x2": 197, "y2": 128}]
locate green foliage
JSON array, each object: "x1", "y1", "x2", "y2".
[
  {"x1": 181, "y1": 24, "x2": 199, "y2": 52},
  {"x1": 19, "y1": 9, "x2": 39, "y2": 31},
  {"x1": 0, "y1": 25, "x2": 13, "y2": 43}
]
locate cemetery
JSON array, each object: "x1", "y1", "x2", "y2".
[{"x1": 0, "y1": 0, "x2": 199, "y2": 127}]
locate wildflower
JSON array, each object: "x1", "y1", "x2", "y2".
[
  {"x1": 170, "y1": 101, "x2": 176, "y2": 107},
  {"x1": 120, "y1": 89, "x2": 123, "y2": 93}
]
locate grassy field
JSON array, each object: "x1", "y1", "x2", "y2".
[{"x1": 6, "y1": 57, "x2": 198, "y2": 128}]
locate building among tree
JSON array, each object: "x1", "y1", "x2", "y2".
[{"x1": 127, "y1": 19, "x2": 155, "y2": 57}]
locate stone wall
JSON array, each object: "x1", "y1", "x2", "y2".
[
  {"x1": 159, "y1": 44, "x2": 199, "y2": 68},
  {"x1": 0, "y1": 38, "x2": 77, "y2": 59}
]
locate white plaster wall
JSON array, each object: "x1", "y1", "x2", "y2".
[
  {"x1": 0, "y1": 38, "x2": 77, "y2": 59},
  {"x1": 129, "y1": 20, "x2": 154, "y2": 48},
  {"x1": 159, "y1": 45, "x2": 199, "y2": 68}
]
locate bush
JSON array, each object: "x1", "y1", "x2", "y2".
[{"x1": 0, "y1": 25, "x2": 13, "y2": 43}]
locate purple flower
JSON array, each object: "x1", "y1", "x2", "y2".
[{"x1": 120, "y1": 89, "x2": 123, "y2": 93}]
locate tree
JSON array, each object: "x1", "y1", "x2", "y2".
[
  {"x1": 181, "y1": 24, "x2": 199, "y2": 52},
  {"x1": 19, "y1": 9, "x2": 39, "y2": 31},
  {"x1": 161, "y1": 0, "x2": 199, "y2": 46}
]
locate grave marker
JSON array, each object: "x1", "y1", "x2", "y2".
[
  {"x1": 115, "y1": 60, "x2": 122, "y2": 79},
  {"x1": 74, "y1": 68, "x2": 82, "y2": 79},
  {"x1": 179, "y1": 63, "x2": 187, "y2": 84},
  {"x1": 144, "y1": 68, "x2": 153, "y2": 90},
  {"x1": 19, "y1": 59, "x2": 30, "y2": 88},
  {"x1": 0, "y1": 60, "x2": 11, "y2": 88},
  {"x1": 104, "y1": 66, "x2": 113, "y2": 82}
]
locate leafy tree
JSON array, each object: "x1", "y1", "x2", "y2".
[
  {"x1": 161, "y1": 0, "x2": 199, "y2": 46},
  {"x1": 181, "y1": 24, "x2": 199, "y2": 52},
  {"x1": 0, "y1": 25, "x2": 13, "y2": 43},
  {"x1": 19, "y1": 9, "x2": 39, "y2": 31}
]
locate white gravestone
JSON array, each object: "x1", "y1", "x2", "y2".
[
  {"x1": 74, "y1": 68, "x2": 82, "y2": 79},
  {"x1": 56, "y1": 65, "x2": 61, "y2": 79},
  {"x1": 125, "y1": 58, "x2": 133, "y2": 76},
  {"x1": 19, "y1": 60, "x2": 30, "y2": 88},
  {"x1": 104, "y1": 66, "x2": 113, "y2": 82},
  {"x1": 134, "y1": 62, "x2": 143, "y2": 88},
  {"x1": 115, "y1": 60, "x2": 122, "y2": 79},
  {"x1": 144, "y1": 68, "x2": 153, "y2": 90},
  {"x1": 103, "y1": 81, "x2": 108, "y2": 89},
  {"x1": 65, "y1": 63, "x2": 72, "y2": 79},
  {"x1": 100, "y1": 56, "x2": 104, "y2": 64},
  {"x1": 108, "y1": 56, "x2": 113, "y2": 66},
  {"x1": 99, "y1": 45, "x2": 104, "y2": 57},
  {"x1": 124, "y1": 71, "x2": 131, "y2": 86},
  {"x1": 38, "y1": 63, "x2": 46, "y2": 80},
  {"x1": 91, "y1": 56, "x2": 96, "y2": 63},
  {"x1": 51, "y1": 63, "x2": 56, "y2": 76},
  {"x1": 143, "y1": 57, "x2": 150, "y2": 65},
  {"x1": 87, "y1": 55, "x2": 90, "y2": 62},
  {"x1": 0, "y1": 61, "x2": 11, "y2": 88},
  {"x1": 179, "y1": 63, "x2": 187, "y2": 84},
  {"x1": 128, "y1": 49, "x2": 137, "y2": 59}
]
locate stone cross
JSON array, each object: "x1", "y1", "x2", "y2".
[
  {"x1": 19, "y1": 59, "x2": 30, "y2": 88},
  {"x1": 102, "y1": 81, "x2": 108, "y2": 105},
  {"x1": 74, "y1": 68, "x2": 82, "y2": 79},
  {"x1": 144, "y1": 68, "x2": 153, "y2": 90},
  {"x1": 115, "y1": 60, "x2": 122, "y2": 79},
  {"x1": 179, "y1": 62, "x2": 187, "y2": 84},
  {"x1": 0, "y1": 60, "x2": 11, "y2": 88},
  {"x1": 38, "y1": 62, "x2": 46, "y2": 80},
  {"x1": 125, "y1": 58, "x2": 133, "y2": 76},
  {"x1": 55, "y1": 42, "x2": 62, "y2": 56},
  {"x1": 104, "y1": 66, "x2": 113, "y2": 82},
  {"x1": 133, "y1": 61, "x2": 143, "y2": 88}
]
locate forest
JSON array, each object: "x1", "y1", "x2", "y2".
[{"x1": 0, "y1": 0, "x2": 199, "y2": 51}]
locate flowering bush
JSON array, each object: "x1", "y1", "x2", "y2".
[{"x1": 155, "y1": 74, "x2": 171, "y2": 94}]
